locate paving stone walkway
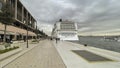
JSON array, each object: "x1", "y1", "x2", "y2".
[
  {"x1": 53, "y1": 41, "x2": 120, "y2": 68},
  {"x1": 3, "y1": 40, "x2": 66, "y2": 68}
]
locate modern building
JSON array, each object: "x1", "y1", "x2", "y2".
[
  {"x1": 0, "y1": 0, "x2": 37, "y2": 43},
  {"x1": 52, "y1": 19, "x2": 79, "y2": 41}
]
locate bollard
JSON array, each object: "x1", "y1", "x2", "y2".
[{"x1": 84, "y1": 44, "x2": 87, "y2": 47}]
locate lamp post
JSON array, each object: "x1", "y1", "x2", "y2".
[
  {"x1": 24, "y1": 19, "x2": 28, "y2": 48},
  {"x1": 27, "y1": 25, "x2": 28, "y2": 48},
  {"x1": 26, "y1": 13, "x2": 29, "y2": 48},
  {"x1": 35, "y1": 22, "x2": 38, "y2": 39}
]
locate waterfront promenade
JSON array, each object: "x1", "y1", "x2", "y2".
[
  {"x1": 1, "y1": 40, "x2": 66, "y2": 68},
  {"x1": 53, "y1": 40, "x2": 120, "y2": 68},
  {"x1": 0, "y1": 40, "x2": 120, "y2": 68}
]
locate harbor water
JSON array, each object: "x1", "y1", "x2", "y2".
[{"x1": 71, "y1": 36, "x2": 120, "y2": 53}]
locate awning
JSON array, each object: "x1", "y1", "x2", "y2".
[
  {"x1": 20, "y1": 33, "x2": 37, "y2": 36},
  {"x1": 0, "y1": 25, "x2": 37, "y2": 36},
  {"x1": 0, "y1": 30, "x2": 4, "y2": 34},
  {"x1": 7, "y1": 32, "x2": 16, "y2": 35},
  {"x1": 0, "y1": 30, "x2": 16, "y2": 35}
]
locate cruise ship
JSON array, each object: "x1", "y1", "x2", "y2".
[{"x1": 52, "y1": 19, "x2": 78, "y2": 40}]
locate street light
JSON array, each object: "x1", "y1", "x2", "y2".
[
  {"x1": 24, "y1": 20, "x2": 28, "y2": 48},
  {"x1": 26, "y1": 17, "x2": 29, "y2": 48},
  {"x1": 35, "y1": 21, "x2": 38, "y2": 39}
]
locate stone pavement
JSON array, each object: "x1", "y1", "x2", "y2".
[
  {"x1": 0, "y1": 40, "x2": 40, "y2": 68},
  {"x1": 1, "y1": 40, "x2": 120, "y2": 68},
  {"x1": 2, "y1": 40, "x2": 66, "y2": 68},
  {"x1": 53, "y1": 40, "x2": 120, "y2": 68}
]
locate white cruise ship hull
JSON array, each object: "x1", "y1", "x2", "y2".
[
  {"x1": 57, "y1": 31, "x2": 79, "y2": 41},
  {"x1": 58, "y1": 35, "x2": 79, "y2": 40}
]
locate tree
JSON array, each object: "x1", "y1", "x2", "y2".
[{"x1": 0, "y1": 2, "x2": 15, "y2": 43}]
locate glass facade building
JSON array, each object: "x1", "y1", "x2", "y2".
[{"x1": 0, "y1": 0, "x2": 37, "y2": 43}]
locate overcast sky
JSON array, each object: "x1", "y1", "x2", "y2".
[{"x1": 20, "y1": 0, "x2": 120, "y2": 36}]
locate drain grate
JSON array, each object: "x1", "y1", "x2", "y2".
[{"x1": 72, "y1": 50, "x2": 112, "y2": 62}]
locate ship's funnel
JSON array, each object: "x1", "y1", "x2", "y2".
[{"x1": 59, "y1": 19, "x2": 62, "y2": 22}]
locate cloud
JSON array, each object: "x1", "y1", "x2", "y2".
[
  {"x1": 37, "y1": 23, "x2": 53, "y2": 36},
  {"x1": 78, "y1": 27, "x2": 91, "y2": 32},
  {"x1": 20, "y1": 0, "x2": 120, "y2": 35}
]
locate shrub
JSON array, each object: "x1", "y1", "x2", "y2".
[
  {"x1": 4, "y1": 43, "x2": 11, "y2": 48},
  {"x1": 0, "y1": 46, "x2": 19, "y2": 54},
  {"x1": 32, "y1": 39, "x2": 39, "y2": 42}
]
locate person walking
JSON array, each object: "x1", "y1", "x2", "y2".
[{"x1": 56, "y1": 38, "x2": 57, "y2": 44}]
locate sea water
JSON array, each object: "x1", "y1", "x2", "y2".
[{"x1": 71, "y1": 36, "x2": 120, "y2": 53}]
